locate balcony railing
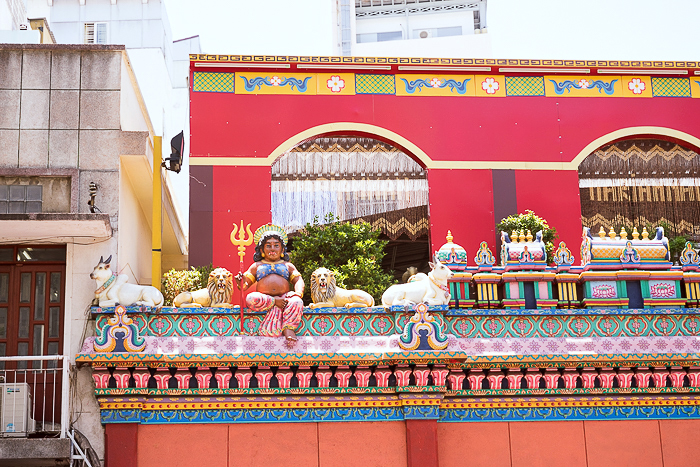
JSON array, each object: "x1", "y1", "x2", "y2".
[{"x1": 0, "y1": 355, "x2": 69, "y2": 439}]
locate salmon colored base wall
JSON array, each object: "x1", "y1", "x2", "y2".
[
  {"x1": 439, "y1": 419, "x2": 700, "y2": 467},
  {"x1": 109, "y1": 419, "x2": 700, "y2": 467}
]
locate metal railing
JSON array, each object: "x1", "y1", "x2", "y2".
[{"x1": 0, "y1": 355, "x2": 70, "y2": 439}]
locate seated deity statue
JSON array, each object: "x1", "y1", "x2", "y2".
[{"x1": 235, "y1": 224, "x2": 305, "y2": 344}]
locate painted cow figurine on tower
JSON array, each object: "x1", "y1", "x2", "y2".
[
  {"x1": 91, "y1": 255, "x2": 164, "y2": 307},
  {"x1": 381, "y1": 254, "x2": 453, "y2": 307}
]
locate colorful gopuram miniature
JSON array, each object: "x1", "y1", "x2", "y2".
[{"x1": 235, "y1": 224, "x2": 305, "y2": 344}]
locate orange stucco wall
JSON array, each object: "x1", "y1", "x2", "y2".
[
  {"x1": 135, "y1": 421, "x2": 407, "y2": 467},
  {"x1": 129, "y1": 420, "x2": 700, "y2": 467},
  {"x1": 438, "y1": 419, "x2": 700, "y2": 467}
]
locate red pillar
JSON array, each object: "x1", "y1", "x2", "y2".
[
  {"x1": 405, "y1": 419, "x2": 439, "y2": 467},
  {"x1": 105, "y1": 423, "x2": 138, "y2": 467}
]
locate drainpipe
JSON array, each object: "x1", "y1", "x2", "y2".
[{"x1": 152, "y1": 136, "x2": 162, "y2": 290}]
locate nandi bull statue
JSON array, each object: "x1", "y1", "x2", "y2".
[
  {"x1": 90, "y1": 255, "x2": 164, "y2": 307},
  {"x1": 381, "y1": 253, "x2": 453, "y2": 307}
]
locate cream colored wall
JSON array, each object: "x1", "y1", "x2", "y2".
[
  {"x1": 63, "y1": 240, "x2": 117, "y2": 460},
  {"x1": 118, "y1": 161, "x2": 154, "y2": 285}
]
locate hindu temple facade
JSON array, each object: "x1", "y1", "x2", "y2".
[{"x1": 80, "y1": 56, "x2": 700, "y2": 466}]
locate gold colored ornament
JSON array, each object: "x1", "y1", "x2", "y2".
[{"x1": 230, "y1": 220, "x2": 254, "y2": 262}]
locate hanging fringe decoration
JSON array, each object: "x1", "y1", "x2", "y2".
[
  {"x1": 272, "y1": 137, "x2": 428, "y2": 234},
  {"x1": 579, "y1": 139, "x2": 700, "y2": 238}
]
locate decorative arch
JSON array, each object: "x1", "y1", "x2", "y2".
[
  {"x1": 266, "y1": 122, "x2": 432, "y2": 169},
  {"x1": 570, "y1": 126, "x2": 700, "y2": 169}
]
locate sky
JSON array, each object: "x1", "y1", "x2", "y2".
[
  {"x1": 164, "y1": 0, "x2": 335, "y2": 55},
  {"x1": 164, "y1": 0, "x2": 700, "y2": 60}
]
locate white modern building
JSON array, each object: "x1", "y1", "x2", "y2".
[{"x1": 333, "y1": 0, "x2": 491, "y2": 57}]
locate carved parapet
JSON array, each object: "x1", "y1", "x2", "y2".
[
  {"x1": 581, "y1": 226, "x2": 671, "y2": 270},
  {"x1": 580, "y1": 269, "x2": 685, "y2": 309},
  {"x1": 398, "y1": 303, "x2": 449, "y2": 351},
  {"x1": 94, "y1": 305, "x2": 146, "y2": 353},
  {"x1": 436, "y1": 230, "x2": 468, "y2": 271},
  {"x1": 447, "y1": 272, "x2": 474, "y2": 309},
  {"x1": 680, "y1": 242, "x2": 700, "y2": 272},
  {"x1": 473, "y1": 241, "x2": 496, "y2": 272},
  {"x1": 501, "y1": 271, "x2": 557, "y2": 309},
  {"x1": 500, "y1": 230, "x2": 547, "y2": 271},
  {"x1": 553, "y1": 242, "x2": 575, "y2": 272}
]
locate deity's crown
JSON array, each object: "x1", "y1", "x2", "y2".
[{"x1": 254, "y1": 224, "x2": 288, "y2": 247}]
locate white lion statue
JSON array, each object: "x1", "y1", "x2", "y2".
[{"x1": 173, "y1": 267, "x2": 234, "y2": 308}]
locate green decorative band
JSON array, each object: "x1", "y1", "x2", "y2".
[
  {"x1": 93, "y1": 307, "x2": 700, "y2": 340},
  {"x1": 99, "y1": 396, "x2": 700, "y2": 424},
  {"x1": 506, "y1": 76, "x2": 545, "y2": 96},
  {"x1": 76, "y1": 351, "x2": 700, "y2": 368},
  {"x1": 651, "y1": 77, "x2": 691, "y2": 97},
  {"x1": 356, "y1": 74, "x2": 395, "y2": 94},
  {"x1": 193, "y1": 72, "x2": 235, "y2": 93}
]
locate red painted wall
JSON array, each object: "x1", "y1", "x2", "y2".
[
  {"x1": 190, "y1": 76, "x2": 700, "y2": 266},
  {"x1": 428, "y1": 169, "x2": 494, "y2": 256},
  {"x1": 514, "y1": 170, "x2": 583, "y2": 252}
]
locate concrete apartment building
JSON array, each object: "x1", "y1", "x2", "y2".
[{"x1": 0, "y1": 43, "x2": 186, "y2": 465}]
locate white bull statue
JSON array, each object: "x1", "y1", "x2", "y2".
[
  {"x1": 90, "y1": 255, "x2": 164, "y2": 307},
  {"x1": 381, "y1": 254, "x2": 453, "y2": 307}
]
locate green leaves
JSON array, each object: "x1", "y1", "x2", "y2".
[
  {"x1": 161, "y1": 264, "x2": 213, "y2": 306},
  {"x1": 496, "y1": 210, "x2": 558, "y2": 263},
  {"x1": 289, "y1": 215, "x2": 396, "y2": 304}
]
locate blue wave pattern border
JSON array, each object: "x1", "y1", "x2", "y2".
[
  {"x1": 242, "y1": 76, "x2": 312, "y2": 92},
  {"x1": 549, "y1": 79, "x2": 618, "y2": 95},
  {"x1": 399, "y1": 78, "x2": 471, "y2": 94}
]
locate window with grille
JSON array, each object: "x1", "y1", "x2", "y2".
[
  {"x1": 0, "y1": 185, "x2": 42, "y2": 214},
  {"x1": 84, "y1": 22, "x2": 108, "y2": 44}
]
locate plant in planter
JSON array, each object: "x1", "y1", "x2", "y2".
[{"x1": 496, "y1": 210, "x2": 558, "y2": 263}]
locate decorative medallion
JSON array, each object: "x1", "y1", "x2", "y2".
[{"x1": 94, "y1": 305, "x2": 145, "y2": 353}]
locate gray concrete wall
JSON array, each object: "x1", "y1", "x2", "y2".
[{"x1": 0, "y1": 44, "x2": 150, "y2": 464}]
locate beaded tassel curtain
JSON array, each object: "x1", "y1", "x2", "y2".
[
  {"x1": 272, "y1": 137, "x2": 429, "y2": 235},
  {"x1": 579, "y1": 139, "x2": 700, "y2": 239}
]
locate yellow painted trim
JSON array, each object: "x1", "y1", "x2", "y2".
[
  {"x1": 152, "y1": 136, "x2": 162, "y2": 291},
  {"x1": 189, "y1": 125, "x2": 700, "y2": 171}
]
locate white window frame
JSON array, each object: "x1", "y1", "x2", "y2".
[{"x1": 84, "y1": 22, "x2": 108, "y2": 44}]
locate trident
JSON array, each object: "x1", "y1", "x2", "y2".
[{"x1": 230, "y1": 220, "x2": 253, "y2": 333}]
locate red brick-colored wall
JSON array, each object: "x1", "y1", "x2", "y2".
[
  {"x1": 438, "y1": 419, "x2": 700, "y2": 467},
  {"x1": 118, "y1": 419, "x2": 700, "y2": 466}
]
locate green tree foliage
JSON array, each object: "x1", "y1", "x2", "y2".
[
  {"x1": 289, "y1": 214, "x2": 396, "y2": 304},
  {"x1": 161, "y1": 264, "x2": 213, "y2": 306},
  {"x1": 496, "y1": 210, "x2": 558, "y2": 263}
]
